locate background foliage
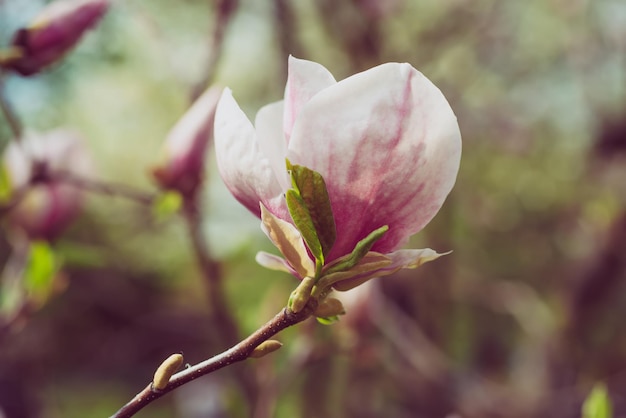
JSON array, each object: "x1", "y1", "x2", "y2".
[{"x1": 1, "y1": 0, "x2": 626, "y2": 417}]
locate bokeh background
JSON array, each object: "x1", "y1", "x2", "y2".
[{"x1": 1, "y1": 0, "x2": 626, "y2": 417}]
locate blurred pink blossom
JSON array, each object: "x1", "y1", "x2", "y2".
[
  {"x1": 152, "y1": 86, "x2": 223, "y2": 199},
  {"x1": 3, "y1": 130, "x2": 92, "y2": 241},
  {"x1": 3, "y1": 0, "x2": 109, "y2": 76}
]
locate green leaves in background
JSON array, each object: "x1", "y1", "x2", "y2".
[
  {"x1": 285, "y1": 160, "x2": 336, "y2": 270},
  {"x1": 582, "y1": 383, "x2": 613, "y2": 418},
  {"x1": 152, "y1": 191, "x2": 182, "y2": 221},
  {"x1": 25, "y1": 240, "x2": 60, "y2": 306},
  {"x1": 0, "y1": 163, "x2": 13, "y2": 202}
]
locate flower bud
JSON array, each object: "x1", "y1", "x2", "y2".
[
  {"x1": 2, "y1": 0, "x2": 109, "y2": 76},
  {"x1": 152, "y1": 353, "x2": 184, "y2": 391},
  {"x1": 152, "y1": 86, "x2": 223, "y2": 199},
  {"x1": 288, "y1": 276, "x2": 316, "y2": 313},
  {"x1": 3, "y1": 130, "x2": 92, "y2": 241},
  {"x1": 313, "y1": 297, "x2": 345, "y2": 318},
  {"x1": 249, "y1": 340, "x2": 283, "y2": 359}
]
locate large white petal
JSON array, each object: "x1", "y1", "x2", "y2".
[
  {"x1": 214, "y1": 89, "x2": 284, "y2": 217},
  {"x1": 283, "y1": 56, "x2": 336, "y2": 141},
  {"x1": 255, "y1": 101, "x2": 290, "y2": 191}
]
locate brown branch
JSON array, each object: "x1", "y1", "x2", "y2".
[{"x1": 110, "y1": 302, "x2": 317, "y2": 418}]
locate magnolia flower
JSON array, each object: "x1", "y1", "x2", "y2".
[
  {"x1": 152, "y1": 86, "x2": 223, "y2": 199},
  {"x1": 215, "y1": 56, "x2": 461, "y2": 289},
  {"x1": 2, "y1": 0, "x2": 109, "y2": 76},
  {"x1": 3, "y1": 130, "x2": 92, "y2": 241}
]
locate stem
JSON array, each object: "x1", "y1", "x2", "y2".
[
  {"x1": 0, "y1": 72, "x2": 23, "y2": 140},
  {"x1": 110, "y1": 303, "x2": 316, "y2": 418}
]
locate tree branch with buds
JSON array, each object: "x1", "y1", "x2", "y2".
[{"x1": 111, "y1": 301, "x2": 317, "y2": 418}]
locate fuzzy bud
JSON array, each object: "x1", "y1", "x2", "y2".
[
  {"x1": 249, "y1": 340, "x2": 283, "y2": 359},
  {"x1": 313, "y1": 297, "x2": 346, "y2": 318},
  {"x1": 152, "y1": 354, "x2": 184, "y2": 391}
]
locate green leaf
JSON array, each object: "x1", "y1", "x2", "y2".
[
  {"x1": 285, "y1": 189, "x2": 324, "y2": 268},
  {"x1": 286, "y1": 160, "x2": 336, "y2": 260},
  {"x1": 24, "y1": 240, "x2": 58, "y2": 304},
  {"x1": 323, "y1": 225, "x2": 389, "y2": 275},
  {"x1": 582, "y1": 383, "x2": 613, "y2": 418},
  {"x1": 152, "y1": 191, "x2": 182, "y2": 221},
  {"x1": 316, "y1": 315, "x2": 340, "y2": 325},
  {"x1": 315, "y1": 252, "x2": 391, "y2": 292}
]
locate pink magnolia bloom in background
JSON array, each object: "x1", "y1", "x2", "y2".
[
  {"x1": 215, "y1": 56, "x2": 461, "y2": 276},
  {"x1": 152, "y1": 86, "x2": 223, "y2": 199},
  {"x1": 3, "y1": 130, "x2": 92, "y2": 241},
  {"x1": 1, "y1": 0, "x2": 109, "y2": 76}
]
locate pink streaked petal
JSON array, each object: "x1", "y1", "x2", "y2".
[
  {"x1": 283, "y1": 56, "x2": 336, "y2": 142},
  {"x1": 287, "y1": 63, "x2": 461, "y2": 261},
  {"x1": 255, "y1": 251, "x2": 296, "y2": 276},
  {"x1": 214, "y1": 89, "x2": 284, "y2": 217},
  {"x1": 255, "y1": 101, "x2": 290, "y2": 191}
]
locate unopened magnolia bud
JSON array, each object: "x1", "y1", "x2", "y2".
[
  {"x1": 3, "y1": 130, "x2": 92, "y2": 241},
  {"x1": 152, "y1": 353, "x2": 183, "y2": 391},
  {"x1": 288, "y1": 276, "x2": 316, "y2": 313},
  {"x1": 152, "y1": 86, "x2": 223, "y2": 198},
  {"x1": 4, "y1": 0, "x2": 109, "y2": 76},
  {"x1": 249, "y1": 340, "x2": 283, "y2": 359},
  {"x1": 313, "y1": 297, "x2": 345, "y2": 318}
]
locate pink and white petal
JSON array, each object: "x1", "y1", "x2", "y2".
[
  {"x1": 283, "y1": 56, "x2": 336, "y2": 141},
  {"x1": 260, "y1": 204, "x2": 316, "y2": 279},
  {"x1": 287, "y1": 63, "x2": 461, "y2": 261},
  {"x1": 385, "y1": 248, "x2": 450, "y2": 269},
  {"x1": 255, "y1": 101, "x2": 290, "y2": 191},
  {"x1": 214, "y1": 89, "x2": 284, "y2": 217},
  {"x1": 255, "y1": 251, "x2": 296, "y2": 276},
  {"x1": 333, "y1": 248, "x2": 448, "y2": 291}
]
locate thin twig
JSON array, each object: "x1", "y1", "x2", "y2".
[
  {"x1": 0, "y1": 72, "x2": 23, "y2": 140},
  {"x1": 52, "y1": 170, "x2": 157, "y2": 205},
  {"x1": 110, "y1": 302, "x2": 317, "y2": 418}
]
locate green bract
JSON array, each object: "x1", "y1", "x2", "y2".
[{"x1": 285, "y1": 160, "x2": 336, "y2": 271}]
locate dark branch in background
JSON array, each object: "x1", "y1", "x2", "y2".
[
  {"x1": 190, "y1": 0, "x2": 238, "y2": 100},
  {"x1": 111, "y1": 302, "x2": 317, "y2": 418},
  {"x1": 314, "y1": 0, "x2": 382, "y2": 73},
  {"x1": 181, "y1": 199, "x2": 260, "y2": 410},
  {"x1": 273, "y1": 0, "x2": 303, "y2": 80},
  {"x1": 52, "y1": 170, "x2": 157, "y2": 205},
  {"x1": 0, "y1": 72, "x2": 23, "y2": 140}
]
